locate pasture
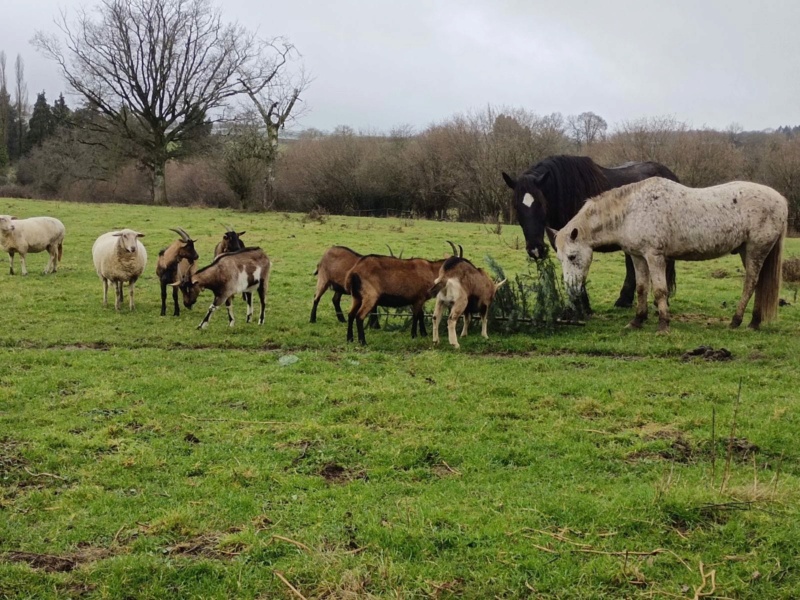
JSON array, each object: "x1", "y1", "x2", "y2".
[{"x1": 1, "y1": 197, "x2": 799, "y2": 599}]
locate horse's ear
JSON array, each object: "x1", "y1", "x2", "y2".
[
  {"x1": 546, "y1": 227, "x2": 558, "y2": 251},
  {"x1": 533, "y1": 171, "x2": 550, "y2": 186},
  {"x1": 570, "y1": 228, "x2": 578, "y2": 241},
  {"x1": 501, "y1": 172, "x2": 516, "y2": 189}
]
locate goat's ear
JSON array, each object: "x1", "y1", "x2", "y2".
[
  {"x1": 501, "y1": 171, "x2": 516, "y2": 189},
  {"x1": 545, "y1": 227, "x2": 558, "y2": 251},
  {"x1": 238, "y1": 231, "x2": 246, "y2": 236}
]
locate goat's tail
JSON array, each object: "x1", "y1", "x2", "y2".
[
  {"x1": 58, "y1": 242, "x2": 63, "y2": 263},
  {"x1": 347, "y1": 272, "x2": 362, "y2": 298}
]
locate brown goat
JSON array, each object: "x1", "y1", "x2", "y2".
[
  {"x1": 345, "y1": 255, "x2": 445, "y2": 345},
  {"x1": 214, "y1": 226, "x2": 246, "y2": 256},
  {"x1": 175, "y1": 247, "x2": 271, "y2": 329},
  {"x1": 311, "y1": 246, "x2": 379, "y2": 328},
  {"x1": 156, "y1": 228, "x2": 199, "y2": 317},
  {"x1": 429, "y1": 257, "x2": 506, "y2": 348}
]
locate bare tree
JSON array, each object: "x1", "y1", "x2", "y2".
[
  {"x1": 567, "y1": 111, "x2": 607, "y2": 151},
  {"x1": 238, "y1": 41, "x2": 308, "y2": 209},
  {"x1": 34, "y1": 0, "x2": 291, "y2": 205},
  {"x1": 0, "y1": 52, "x2": 8, "y2": 156},
  {"x1": 14, "y1": 54, "x2": 28, "y2": 160}
]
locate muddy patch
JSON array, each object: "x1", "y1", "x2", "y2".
[
  {"x1": 164, "y1": 533, "x2": 245, "y2": 560},
  {"x1": 682, "y1": 346, "x2": 732, "y2": 361},
  {"x1": 1, "y1": 546, "x2": 114, "y2": 572},
  {"x1": 319, "y1": 462, "x2": 367, "y2": 484}
]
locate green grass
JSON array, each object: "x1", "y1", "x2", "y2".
[{"x1": 1, "y1": 197, "x2": 799, "y2": 599}]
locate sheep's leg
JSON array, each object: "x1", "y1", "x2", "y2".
[
  {"x1": 102, "y1": 278, "x2": 109, "y2": 307},
  {"x1": 257, "y1": 281, "x2": 266, "y2": 325},
  {"x1": 114, "y1": 281, "x2": 123, "y2": 311},
  {"x1": 44, "y1": 247, "x2": 53, "y2": 274},
  {"x1": 432, "y1": 299, "x2": 444, "y2": 344},
  {"x1": 19, "y1": 253, "x2": 28, "y2": 276},
  {"x1": 8, "y1": 250, "x2": 14, "y2": 275},
  {"x1": 226, "y1": 298, "x2": 235, "y2": 327},
  {"x1": 172, "y1": 285, "x2": 180, "y2": 317},
  {"x1": 129, "y1": 281, "x2": 136, "y2": 311}
]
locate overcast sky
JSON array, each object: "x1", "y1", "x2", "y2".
[{"x1": 2, "y1": 0, "x2": 798, "y2": 133}]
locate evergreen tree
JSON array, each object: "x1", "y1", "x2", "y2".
[
  {"x1": 25, "y1": 91, "x2": 55, "y2": 151},
  {"x1": 52, "y1": 93, "x2": 70, "y2": 126}
]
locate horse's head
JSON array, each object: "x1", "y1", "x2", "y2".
[
  {"x1": 549, "y1": 225, "x2": 593, "y2": 303},
  {"x1": 502, "y1": 171, "x2": 550, "y2": 259}
]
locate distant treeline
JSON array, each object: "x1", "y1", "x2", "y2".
[{"x1": 3, "y1": 98, "x2": 800, "y2": 227}]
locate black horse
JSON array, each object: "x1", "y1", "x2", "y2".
[{"x1": 502, "y1": 155, "x2": 680, "y2": 310}]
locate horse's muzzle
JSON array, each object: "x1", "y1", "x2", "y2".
[{"x1": 527, "y1": 244, "x2": 548, "y2": 260}]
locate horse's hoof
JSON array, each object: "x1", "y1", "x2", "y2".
[
  {"x1": 615, "y1": 298, "x2": 633, "y2": 308},
  {"x1": 626, "y1": 320, "x2": 643, "y2": 329},
  {"x1": 747, "y1": 322, "x2": 761, "y2": 331},
  {"x1": 729, "y1": 317, "x2": 743, "y2": 329}
]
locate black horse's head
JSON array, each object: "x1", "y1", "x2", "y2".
[{"x1": 502, "y1": 170, "x2": 551, "y2": 259}]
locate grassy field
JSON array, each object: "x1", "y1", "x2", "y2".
[{"x1": 1, "y1": 197, "x2": 799, "y2": 599}]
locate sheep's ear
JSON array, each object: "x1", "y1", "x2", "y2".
[
  {"x1": 545, "y1": 227, "x2": 558, "y2": 251},
  {"x1": 136, "y1": 233, "x2": 145, "y2": 238},
  {"x1": 112, "y1": 232, "x2": 122, "y2": 237},
  {"x1": 9, "y1": 216, "x2": 18, "y2": 220}
]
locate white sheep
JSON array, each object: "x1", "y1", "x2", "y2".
[
  {"x1": 0, "y1": 215, "x2": 66, "y2": 275},
  {"x1": 92, "y1": 229, "x2": 148, "y2": 310}
]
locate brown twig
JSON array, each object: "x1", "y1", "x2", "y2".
[
  {"x1": 274, "y1": 571, "x2": 308, "y2": 600},
  {"x1": 441, "y1": 461, "x2": 461, "y2": 475},
  {"x1": 711, "y1": 406, "x2": 716, "y2": 483},
  {"x1": 23, "y1": 467, "x2": 67, "y2": 481},
  {"x1": 720, "y1": 378, "x2": 742, "y2": 493},
  {"x1": 271, "y1": 535, "x2": 312, "y2": 553},
  {"x1": 692, "y1": 561, "x2": 716, "y2": 599}
]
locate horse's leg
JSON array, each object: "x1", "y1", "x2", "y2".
[
  {"x1": 615, "y1": 253, "x2": 636, "y2": 308},
  {"x1": 645, "y1": 254, "x2": 670, "y2": 333},
  {"x1": 731, "y1": 246, "x2": 768, "y2": 329},
  {"x1": 627, "y1": 255, "x2": 650, "y2": 329}
]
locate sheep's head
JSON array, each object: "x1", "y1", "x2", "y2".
[
  {"x1": 113, "y1": 229, "x2": 145, "y2": 253},
  {"x1": 0, "y1": 215, "x2": 18, "y2": 232}
]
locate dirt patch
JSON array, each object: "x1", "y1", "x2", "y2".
[
  {"x1": 164, "y1": 533, "x2": 245, "y2": 560},
  {"x1": 727, "y1": 437, "x2": 759, "y2": 459},
  {"x1": 1, "y1": 547, "x2": 114, "y2": 572},
  {"x1": 710, "y1": 269, "x2": 729, "y2": 279},
  {"x1": 319, "y1": 462, "x2": 367, "y2": 484},
  {"x1": 63, "y1": 342, "x2": 110, "y2": 351},
  {"x1": 682, "y1": 346, "x2": 732, "y2": 361},
  {"x1": 626, "y1": 427, "x2": 695, "y2": 463}
]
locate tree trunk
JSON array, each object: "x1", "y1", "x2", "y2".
[
  {"x1": 260, "y1": 132, "x2": 279, "y2": 210},
  {"x1": 152, "y1": 160, "x2": 168, "y2": 206}
]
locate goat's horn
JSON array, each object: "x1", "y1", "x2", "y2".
[
  {"x1": 459, "y1": 244, "x2": 463, "y2": 258},
  {"x1": 386, "y1": 244, "x2": 394, "y2": 257},
  {"x1": 169, "y1": 228, "x2": 188, "y2": 242},
  {"x1": 178, "y1": 227, "x2": 192, "y2": 241},
  {"x1": 225, "y1": 224, "x2": 234, "y2": 232},
  {"x1": 446, "y1": 240, "x2": 458, "y2": 256}
]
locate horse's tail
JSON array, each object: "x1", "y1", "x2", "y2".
[
  {"x1": 755, "y1": 226, "x2": 785, "y2": 323},
  {"x1": 666, "y1": 258, "x2": 677, "y2": 298}
]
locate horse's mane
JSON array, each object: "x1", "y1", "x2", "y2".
[
  {"x1": 574, "y1": 180, "x2": 651, "y2": 237},
  {"x1": 520, "y1": 156, "x2": 611, "y2": 227}
]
